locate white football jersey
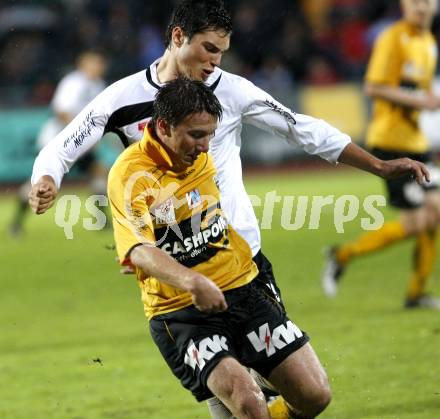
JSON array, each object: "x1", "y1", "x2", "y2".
[
  {"x1": 37, "y1": 70, "x2": 106, "y2": 149},
  {"x1": 32, "y1": 58, "x2": 351, "y2": 255}
]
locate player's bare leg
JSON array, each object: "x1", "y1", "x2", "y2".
[
  {"x1": 405, "y1": 191, "x2": 440, "y2": 308},
  {"x1": 268, "y1": 343, "x2": 331, "y2": 418},
  {"x1": 9, "y1": 180, "x2": 32, "y2": 236},
  {"x1": 206, "y1": 397, "x2": 234, "y2": 419},
  {"x1": 207, "y1": 356, "x2": 270, "y2": 419}
]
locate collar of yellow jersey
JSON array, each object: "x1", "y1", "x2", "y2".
[
  {"x1": 140, "y1": 123, "x2": 175, "y2": 169},
  {"x1": 401, "y1": 19, "x2": 430, "y2": 36}
]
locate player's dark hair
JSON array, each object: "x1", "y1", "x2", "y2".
[
  {"x1": 152, "y1": 77, "x2": 223, "y2": 127},
  {"x1": 165, "y1": 0, "x2": 232, "y2": 48}
]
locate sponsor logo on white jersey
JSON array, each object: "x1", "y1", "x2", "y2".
[
  {"x1": 184, "y1": 335, "x2": 229, "y2": 370},
  {"x1": 247, "y1": 321, "x2": 303, "y2": 357}
]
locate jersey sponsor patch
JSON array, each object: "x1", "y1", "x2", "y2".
[
  {"x1": 154, "y1": 198, "x2": 176, "y2": 225},
  {"x1": 159, "y1": 212, "x2": 229, "y2": 267},
  {"x1": 263, "y1": 99, "x2": 296, "y2": 125},
  {"x1": 247, "y1": 320, "x2": 303, "y2": 357}
]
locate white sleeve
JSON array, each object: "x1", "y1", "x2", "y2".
[
  {"x1": 240, "y1": 79, "x2": 351, "y2": 163},
  {"x1": 31, "y1": 94, "x2": 109, "y2": 189}
]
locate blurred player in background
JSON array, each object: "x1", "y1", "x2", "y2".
[
  {"x1": 323, "y1": 0, "x2": 440, "y2": 309},
  {"x1": 9, "y1": 50, "x2": 108, "y2": 235}
]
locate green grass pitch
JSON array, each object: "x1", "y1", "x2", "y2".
[{"x1": 1, "y1": 168, "x2": 439, "y2": 418}]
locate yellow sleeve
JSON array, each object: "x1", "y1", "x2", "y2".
[
  {"x1": 365, "y1": 27, "x2": 401, "y2": 85},
  {"x1": 108, "y1": 166, "x2": 156, "y2": 266}
]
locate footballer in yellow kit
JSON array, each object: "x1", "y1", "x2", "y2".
[
  {"x1": 108, "y1": 123, "x2": 257, "y2": 319},
  {"x1": 107, "y1": 78, "x2": 310, "y2": 409},
  {"x1": 323, "y1": 0, "x2": 440, "y2": 309},
  {"x1": 366, "y1": 19, "x2": 437, "y2": 154}
]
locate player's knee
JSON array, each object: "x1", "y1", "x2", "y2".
[
  {"x1": 294, "y1": 374, "x2": 332, "y2": 417},
  {"x1": 236, "y1": 390, "x2": 267, "y2": 417},
  {"x1": 431, "y1": 209, "x2": 440, "y2": 228},
  {"x1": 424, "y1": 216, "x2": 439, "y2": 232},
  {"x1": 296, "y1": 384, "x2": 331, "y2": 418},
  {"x1": 230, "y1": 378, "x2": 266, "y2": 417},
  {"x1": 209, "y1": 364, "x2": 267, "y2": 417},
  {"x1": 309, "y1": 382, "x2": 332, "y2": 416},
  {"x1": 407, "y1": 217, "x2": 428, "y2": 235}
]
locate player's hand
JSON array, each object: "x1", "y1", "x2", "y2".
[
  {"x1": 420, "y1": 93, "x2": 440, "y2": 111},
  {"x1": 29, "y1": 175, "x2": 58, "y2": 214},
  {"x1": 188, "y1": 275, "x2": 228, "y2": 313},
  {"x1": 379, "y1": 158, "x2": 430, "y2": 184}
]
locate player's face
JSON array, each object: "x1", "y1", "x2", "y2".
[
  {"x1": 401, "y1": 0, "x2": 438, "y2": 29},
  {"x1": 176, "y1": 30, "x2": 230, "y2": 81},
  {"x1": 161, "y1": 112, "x2": 218, "y2": 167},
  {"x1": 79, "y1": 53, "x2": 107, "y2": 80}
]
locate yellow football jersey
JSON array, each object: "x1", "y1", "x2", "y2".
[
  {"x1": 108, "y1": 125, "x2": 257, "y2": 319},
  {"x1": 365, "y1": 20, "x2": 437, "y2": 153}
]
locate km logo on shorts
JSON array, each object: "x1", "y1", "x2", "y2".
[
  {"x1": 247, "y1": 321, "x2": 303, "y2": 357},
  {"x1": 184, "y1": 335, "x2": 229, "y2": 371}
]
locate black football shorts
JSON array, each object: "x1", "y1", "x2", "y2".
[
  {"x1": 149, "y1": 281, "x2": 309, "y2": 401},
  {"x1": 252, "y1": 251, "x2": 285, "y2": 311},
  {"x1": 371, "y1": 148, "x2": 439, "y2": 209}
]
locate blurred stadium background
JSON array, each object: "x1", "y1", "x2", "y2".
[
  {"x1": 2, "y1": 0, "x2": 440, "y2": 178},
  {"x1": 1, "y1": 1, "x2": 440, "y2": 418}
]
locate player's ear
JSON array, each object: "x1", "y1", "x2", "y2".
[
  {"x1": 171, "y1": 26, "x2": 185, "y2": 48},
  {"x1": 156, "y1": 118, "x2": 171, "y2": 137}
]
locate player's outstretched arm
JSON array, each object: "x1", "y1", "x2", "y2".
[
  {"x1": 239, "y1": 77, "x2": 351, "y2": 164},
  {"x1": 29, "y1": 175, "x2": 58, "y2": 214},
  {"x1": 31, "y1": 92, "x2": 110, "y2": 192},
  {"x1": 365, "y1": 82, "x2": 440, "y2": 111},
  {"x1": 130, "y1": 245, "x2": 228, "y2": 313},
  {"x1": 338, "y1": 142, "x2": 430, "y2": 183}
]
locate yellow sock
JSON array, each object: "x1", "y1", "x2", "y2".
[
  {"x1": 267, "y1": 396, "x2": 293, "y2": 419},
  {"x1": 336, "y1": 220, "x2": 407, "y2": 265},
  {"x1": 406, "y1": 230, "x2": 437, "y2": 299}
]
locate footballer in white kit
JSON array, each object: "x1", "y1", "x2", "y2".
[{"x1": 32, "y1": 58, "x2": 350, "y2": 255}]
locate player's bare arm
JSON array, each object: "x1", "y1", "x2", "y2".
[
  {"x1": 28, "y1": 175, "x2": 58, "y2": 214},
  {"x1": 364, "y1": 82, "x2": 440, "y2": 111},
  {"x1": 130, "y1": 245, "x2": 227, "y2": 313},
  {"x1": 338, "y1": 142, "x2": 430, "y2": 183}
]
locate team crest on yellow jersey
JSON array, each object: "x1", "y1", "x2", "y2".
[{"x1": 186, "y1": 188, "x2": 202, "y2": 209}]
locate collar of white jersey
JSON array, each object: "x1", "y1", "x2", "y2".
[{"x1": 146, "y1": 58, "x2": 222, "y2": 91}]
